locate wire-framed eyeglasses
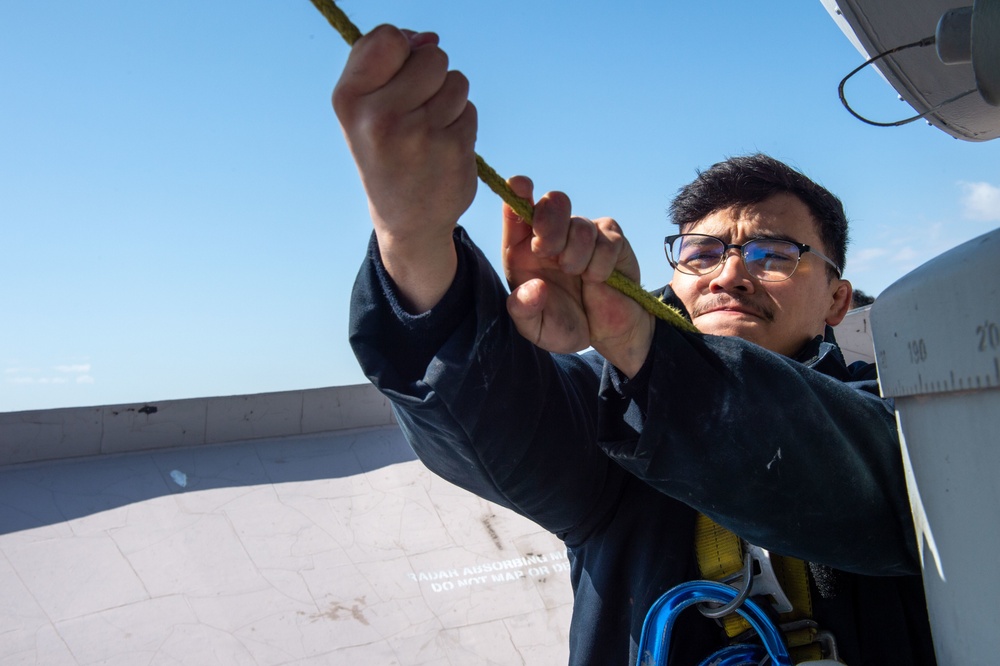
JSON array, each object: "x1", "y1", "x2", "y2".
[{"x1": 664, "y1": 233, "x2": 842, "y2": 282}]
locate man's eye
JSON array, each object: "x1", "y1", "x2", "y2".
[
  {"x1": 748, "y1": 242, "x2": 796, "y2": 263},
  {"x1": 682, "y1": 252, "x2": 719, "y2": 265},
  {"x1": 681, "y1": 245, "x2": 720, "y2": 260}
]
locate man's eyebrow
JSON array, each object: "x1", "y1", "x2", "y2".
[{"x1": 748, "y1": 232, "x2": 799, "y2": 243}]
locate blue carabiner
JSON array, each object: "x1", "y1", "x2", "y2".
[
  {"x1": 636, "y1": 580, "x2": 793, "y2": 666},
  {"x1": 696, "y1": 643, "x2": 768, "y2": 666}
]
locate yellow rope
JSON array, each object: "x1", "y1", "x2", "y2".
[
  {"x1": 310, "y1": 0, "x2": 697, "y2": 333},
  {"x1": 310, "y1": 0, "x2": 362, "y2": 45},
  {"x1": 475, "y1": 154, "x2": 534, "y2": 223}
]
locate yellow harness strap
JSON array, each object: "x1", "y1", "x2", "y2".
[{"x1": 694, "y1": 514, "x2": 822, "y2": 662}]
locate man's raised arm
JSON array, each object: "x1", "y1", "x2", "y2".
[
  {"x1": 333, "y1": 25, "x2": 478, "y2": 313},
  {"x1": 333, "y1": 25, "x2": 655, "y2": 376}
]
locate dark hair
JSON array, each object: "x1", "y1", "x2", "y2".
[{"x1": 669, "y1": 154, "x2": 849, "y2": 276}]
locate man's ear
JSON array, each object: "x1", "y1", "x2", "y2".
[{"x1": 825, "y1": 279, "x2": 854, "y2": 327}]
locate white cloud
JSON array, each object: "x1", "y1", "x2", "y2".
[
  {"x1": 6, "y1": 376, "x2": 74, "y2": 385},
  {"x1": 55, "y1": 364, "x2": 91, "y2": 374},
  {"x1": 853, "y1": 248, "x2": 888, "y2": 262},
  {"x1": 959, "y1": 181, "x2": 1000, "y2": 222},
  {"x1": 3, "y1": 361, "x2": 94, "y2": 386}
]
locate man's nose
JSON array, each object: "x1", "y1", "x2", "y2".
[{"x1": 708, "y1": 249, "x2": 755, "y2": 292}]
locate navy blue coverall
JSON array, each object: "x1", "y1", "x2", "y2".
[{"x1": 349, "y1": 228, "x2": 935, "y2": 665}]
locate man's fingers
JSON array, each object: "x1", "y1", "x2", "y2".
[
  {"x1": 334, "y1": 25, "x2": 454, "y2": 125},
  {"x1": 400, "y1": 30, "x2": 440, "y2": 49},
  {"x1": 502, "y1": 176, "x2": 536, "y2": 261},
  {"x1": 334, "y1": 25, "x2": 411, "y2": 104},
  {"x1": 507, "y1": 279, "x2": 546, "y2": 346},
  {"x1": 507, "y1": 175, "x2": 534, "y2": 200},
  {"x1": 557, "y1": 218, "x2": 599, "y2": 275},
  {"x1": 532, "y1": 196, "x2": 624, "y2": 281},
  {"x1": 508, "y1": 279, "x2": 590, "y2": 354},
  {"x1": 503, "y1": 176, "x2": 535, "y2": 224},
  {"x1": 425, "y1": 70, "x2": 472, "y2": 129},
  {"x1": 386, "y1": 42, "x2": 451, "y2": 112},
  {"x1": 530, "y1": 191, "x2": 572, "y2": 257},
  {"x1": 582, "y1": 217, "x2": 629, "y2": 283}
]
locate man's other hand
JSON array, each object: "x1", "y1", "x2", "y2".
[{"x1": 503, "y1": 177, "x2": 655, "y2": 377}]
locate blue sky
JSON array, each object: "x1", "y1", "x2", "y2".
[{"x1": 3, "y1": 1, "x2": 999, "y2": 412}]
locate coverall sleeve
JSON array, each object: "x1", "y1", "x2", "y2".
[
  {"x1": 349, "y1": 227, "x2": 625, "y2": 545},
  {"x1": 597, "y1": 316, "x2": 919, "y2": 575}
]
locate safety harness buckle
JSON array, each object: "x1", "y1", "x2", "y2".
[
  {"x1": 697, "y1": 543, "x2": 793, "y2": 619},
  {"x1": 744, "y1": 543, "x2": 794, "y2": 613},
  {"x1": 691, "y1": 515, "x2": 844, "y2": 663}
]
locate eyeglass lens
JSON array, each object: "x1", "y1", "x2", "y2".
[{"x1": 670, "y1": 235, "x2": 800, "y2": 281}]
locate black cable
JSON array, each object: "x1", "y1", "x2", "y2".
[{"x1": 838, "y1": 35, "x2": 977, "y2": 127}]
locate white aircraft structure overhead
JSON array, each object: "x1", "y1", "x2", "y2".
[
  {"x1": 823, "y1": 0, "x2": 1000, "y2": 140},
  {"x1": 825, "y1": 1, "x2": 1000, "y2": 664}
]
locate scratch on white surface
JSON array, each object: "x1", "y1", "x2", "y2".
[
  {"x1": 169, "y1": 470, "x2": 187, "y2": 487},
  {"x1": 766, "y1": 448, "x2": 782, "y2": 470},
  {"x1": 482, "y1": 512, "x2": 504, "y2": 550},
  {"x1": 311, "y1": 597, "x2": 370, "y2": 625}
]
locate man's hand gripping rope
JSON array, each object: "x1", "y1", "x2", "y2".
[{"x1": 310, "y1": 0, "x2": 696, "y2": 334}]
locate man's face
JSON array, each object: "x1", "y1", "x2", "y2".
[{"x1": 669, "y1": 193, "x2": 852, "y2": 357}]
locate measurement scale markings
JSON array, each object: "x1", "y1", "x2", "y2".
[{"x1": 894, "y1": 357, "x2": 999, "y2": 397}]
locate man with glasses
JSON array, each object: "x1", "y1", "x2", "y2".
[
  {"x1": 662, "y1": 167, "x2": 850, "y2": 360},
  {"x1": 340, "y1": 26, "x2": 933, "y2": 665}
]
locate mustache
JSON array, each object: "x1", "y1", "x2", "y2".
[{"x1": 691, "y1": 295, "x2": 775, "y2": 322}]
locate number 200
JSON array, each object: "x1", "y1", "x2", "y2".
[{"x1": 978, "y1": 321, "x2": 1000, "y2": 351}]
